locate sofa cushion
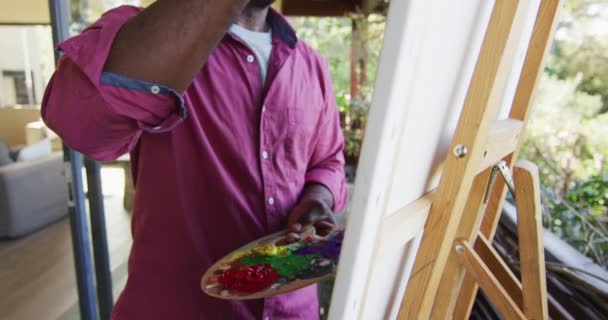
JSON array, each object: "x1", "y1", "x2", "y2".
[
  {"x1": 0, "y1": 137, "x2": 14, "y2": 167},
  {"x1": 0, "y1": 152, "x2": 69, "y2": 238},
  {"x1": 16, "y1": 138, "x2": 52, "y2": 162}
]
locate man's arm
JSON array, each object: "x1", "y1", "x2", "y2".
[
  {"x1": 284, "y1": 58, "x2": 348, "y2": 243},
  {"x1": 43, "y1": 2, "x2": 249, "y2": 160},
  {"x1": 105, "y1": 0, "x2": 249, "y2": 91}
]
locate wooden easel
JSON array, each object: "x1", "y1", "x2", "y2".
[{"x1": 397, "y1": 0, "x2": 561, "y2": 319}]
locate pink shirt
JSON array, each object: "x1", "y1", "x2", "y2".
[{"x1": 42, "y1": 6, "x2": 347, "y2": 320}]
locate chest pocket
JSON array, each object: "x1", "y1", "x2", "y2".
[{"x1": 285, "y1": 106, "x2": 322, "y2": 179}]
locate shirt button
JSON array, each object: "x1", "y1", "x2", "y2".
[
  {"x1": 262, "y1": 151, "x2": 269, "y2": 159},
  {"x1": 262, "y1": 105, "x2": 267, "y2": 112},
  {"x1": 268, "y1": 197, "x2": 275, "y2": 205},
  {"x1": 246, "y1": 55, "x2": 255, "y2": 63},
  {"x1": 264, "y1": 317, "x2": 270, "y2": 320},
  {"x1": 150, "y1": 85, "x2": 160, "y2": 95}
]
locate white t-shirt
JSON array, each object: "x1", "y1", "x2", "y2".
[{"x1": 229, "y1": 24, "x2": 273, "y2": 83}]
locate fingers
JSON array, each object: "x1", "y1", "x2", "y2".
[
  {"x1": 276, "y1": 232, "x2": 302, "y2": 245},
  {"x1": 289, "y1": 222, "x2": 302, "y2": 233},
  {"x1": 286, "y1": 232, "x2": 301, "y2": 242},
  {"x1": 280, "y1": 218, "x2": 336, "y2": 245},
  {"x1": 283, "y1": 200, "x2": 338, "y2": 244},
  {"x1": 287, "y1": 209, "x2": 320, "y2": 233},
  {"x1": 314, "y1": 219, "x2": 336, "y2": 237},
  {"x1": 296, "y1": 212, "x2": 319, "y2": 226},
  {"x1": 315, "y1": 220, "x2": 335, "y2": 229},
  {"x1": 296, "y1": 206, "x2": 335, "y2": 226}
]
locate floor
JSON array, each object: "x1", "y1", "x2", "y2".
[{"x1": 0, "y1": 168, "x2": 133, "y2": 320}]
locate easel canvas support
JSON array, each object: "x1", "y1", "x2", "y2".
[
  {"x1": 455, "y1": 1, "x2": 562, "y2": 317},
  {"x1": 328, "y1": 0, "x2": 560, "y2": 318},
  {"x1": 398, "y1": 0, "x2": 560, "y2": 319}
]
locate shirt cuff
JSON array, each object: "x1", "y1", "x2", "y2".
[
  {"x1": 100, "y1": 72, "x2": 187, "y2": 133},
  {"x1": 56, "y1": 6, "x2": 186, "y2": 134},
  {"x1": 305, "y1": 168, "x2": 347, "y2": 213}
]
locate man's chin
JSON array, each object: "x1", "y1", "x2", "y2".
[{"x1": 248, "y1": 0, "x2": 276, "y2": 8}]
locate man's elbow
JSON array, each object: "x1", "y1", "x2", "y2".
[
  {"x1": 41, "y1": 80, "x2": 135, "y2": 162},
  {"x1": 41, "y1": 76, "x2": 68, "y2": 146}
]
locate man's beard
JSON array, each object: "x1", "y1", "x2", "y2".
[{"x1": 248, "y1": 0, "x2": 275, "y2": 9}]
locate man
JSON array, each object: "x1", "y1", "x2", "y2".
[{"x1": 42, "y1": 0, "x2": 347, "y2": 319}]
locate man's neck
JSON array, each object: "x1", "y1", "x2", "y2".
[{"x1": 236, "y1": 5, "x2": 270, "y2": 32}]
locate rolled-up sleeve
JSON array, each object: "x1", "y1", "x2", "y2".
[
  {"x1": 305, "y1": 60, "x2": 348, "y2": 213},
  {"x1": 41, "y1": 5, "x2": 186, "y2": 161}
]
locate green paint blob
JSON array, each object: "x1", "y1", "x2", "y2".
[
  {"x1": 284, "y1": 242, "x2": 303, "y2": 252},
  {"x1": 240, "y1": 254, "x2": 315, "y2": 279}
]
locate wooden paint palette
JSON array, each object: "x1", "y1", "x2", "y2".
[{"x1": 201, "y1": 227, "x2": 343, "y2": 300}]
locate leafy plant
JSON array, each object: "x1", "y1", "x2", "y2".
[
  {"x1": 520, "y1": 0, "x2": 608, "y2": 269},
  {"x1": 521, "y1": 75, "x2": 608, "y2": 269},
  {"x1": 541, "y1": 183, "x2": 608, "y2": 267},
  {"x1": 338, "y1": 95, "x2": 369, "y2": 161},
  {"x1": 568, "y1": 173, "x2": 608, "y2": 216},
  {"x1": 521, "y1": 74, "x2": 607, "y2": 196}
]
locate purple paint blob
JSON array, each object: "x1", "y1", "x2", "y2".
[
  {"x1": 294, "y1": 246, "x2": 321, "y2": 256},
  {"x1": 320, "y1": 237, "x2": 342, "y2": 258},
  {"x1": 294, "y1": 231, "x2": 343, "y2": 259}
]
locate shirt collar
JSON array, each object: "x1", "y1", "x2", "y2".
[{"x1": 266, "y1": 8, "x2": 298, "y2": 48}]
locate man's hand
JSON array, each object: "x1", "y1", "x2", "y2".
[{"x1": 283, "y1": 184, "x2": 336, "y2": 244}]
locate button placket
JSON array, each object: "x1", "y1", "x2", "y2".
[{"x1": 259, "y1": 107, "x2": 274, "y2": 214}]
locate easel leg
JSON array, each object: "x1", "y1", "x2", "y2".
[
  {"x1": 431, "y1": 170, "x2": 492, "y2": 319},
  {"x1": 454, "y1": 240, "x2": 526, "y2": 320},
  {"x1": 454, "y1": 161, "x2": 549, "y2": 320},
  {"x1": 514, "y1": 160, "x2": 549, "y2": 320}
]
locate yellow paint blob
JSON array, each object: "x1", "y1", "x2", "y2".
[{"x1": 252, "y1": 244, "x2": 288, "y2": 257}]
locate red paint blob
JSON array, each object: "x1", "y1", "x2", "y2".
[{"x1": 218, "y1": 264, "x2": 279, "y2": 293}]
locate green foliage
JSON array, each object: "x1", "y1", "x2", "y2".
[
  {"x1": 569, "y1": 173, "x2": 608, "y2": 216},
  {"x1": 521, "y1": 73, "x2": 608, "y2": 267},
  {"x1": 521, "y1": 75, "x2": 607, "y2": 195},
  {"x1": 337, "y1": 95, "x2": 370, "y2": 159},
  {"x1": 549, "y1": 1, "x2": 608, "y2": 112},
  {"x1": 548, "y1": 38, "x2": 608, "y2": 112},
  {"x1": 541, "y1": 184, "x2": 608, "y2": 266},
  {"x1": 521, "y1": 0, "x2": 608, "y2": 267}
]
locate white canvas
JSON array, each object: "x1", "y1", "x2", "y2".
[{"x1": 329, "y1": 0, "x2": 542, "y2": 319}]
